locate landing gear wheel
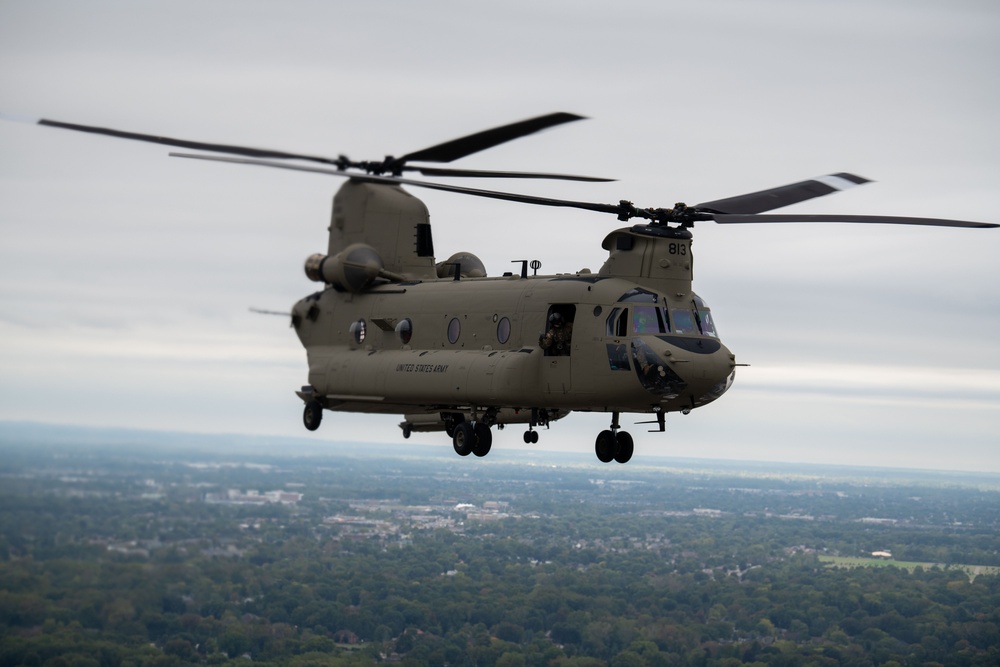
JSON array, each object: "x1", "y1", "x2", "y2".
[
  {"x1": 453, "y1": 422, "x2": 475, "y2": 456},
  {"x1": 522, "y1": 430, "x2": 538, "y2": 444},
  {"x1": 614, "y1": 431, "x2": 634, "y2": 464},
  {"x1": 473, "y1": 423, "x2": 493, "y2": 457},
  {"x1": 595, "y1": 430, "x2": 616, "y2": 463},
  {"x1": 402, "y1": 423, "x2": 412, "y2": 439},
  {"x1": 303, "y1": 400, "x2": 323, "y2": 431}
]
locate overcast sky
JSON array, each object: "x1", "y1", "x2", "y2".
[{"x1": 1, "y1": 0, "x2": 998, "y2": 472}]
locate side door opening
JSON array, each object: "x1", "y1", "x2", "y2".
[{"x1": 540, "y1": 304, "x2": 576, "y2": 357}]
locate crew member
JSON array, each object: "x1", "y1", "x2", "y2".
[{"x1": 539, "y1": 312, "x2": 573, "y2": 356}]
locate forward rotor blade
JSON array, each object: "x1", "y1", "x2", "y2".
[
  {"x1": 249, "y1": 307, "x2": 292, "y2": 316},
  {"x1": 170, "y1": 153, "x2": 998, "y2": 229},
  {"x1": 9, "y1": 115, "x2": 343, "y2": 165},
  {"x1": 713, "y1": 213, "x2": 998, "y2": 229},
  {"x1": 408, "y1": 165, "x2": 614, "y2": 182},
  {"x1": 695, "y1": 173, "x2": 871, "y2": 214},
  {"x1": 398, "y1": 112, "x2": 586, "y2": 164}
]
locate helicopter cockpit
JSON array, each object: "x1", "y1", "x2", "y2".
[
  {"x1": 601, "y1": 288, "x2": 726, "y2": 400},
  {"x1": 605, "y1": 289, "x2": 719, "y2": 339}
]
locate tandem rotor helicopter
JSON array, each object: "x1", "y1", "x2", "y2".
[{"x1": 5, "y1": 112, "x2": 996, "y2": 463}]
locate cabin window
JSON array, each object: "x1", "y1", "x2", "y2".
[
  {"x1": 447, "y1": 317, "x2": 461, "y2": 344},
  {"x1": 350, "y1": 319, "x2": 367, "y2": 345},
  {"x1": 395, "y1": 318, "x2": 413, "y2": 344},
  {"x1": 496, "y1": 317, "x2": 511, "y2": 344}
]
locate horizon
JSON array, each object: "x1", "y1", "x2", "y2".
[{"x1": 3, "y1": 419, "x2": 998, "y2": 481}]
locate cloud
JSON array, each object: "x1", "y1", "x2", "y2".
[{"x1": 1, "y1": 0, "x2": 997, "y2": 471}]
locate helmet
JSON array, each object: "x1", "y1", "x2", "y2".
[{"x1": 548, "y1": 312, "x2": 564, "y2": 327}]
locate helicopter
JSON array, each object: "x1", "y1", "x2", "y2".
[{"x1": 4, "y1": 112, "x2": 996, "y2": 464}]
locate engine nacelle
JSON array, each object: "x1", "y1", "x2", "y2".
[
  {"x1": 435, "y1": 251, "x2": 487, "y2": 279},
  {"x1": 304, "y1": 243, "x2": 385, "y2": 292}
]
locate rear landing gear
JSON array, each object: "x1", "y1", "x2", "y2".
[
  {"x1": 594, "y1": 412, "x2": 633, "y2": 464},
  {"x1": 303, "y1": 400, "x2": 323, "y2": 431}
]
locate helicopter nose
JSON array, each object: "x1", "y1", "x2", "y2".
[
  {"x1": 691, "y1": 342, "x2": 737, "y2": 408},
  {"x1": 633, "y1": 336, "x2": 736, "y2": 408}
]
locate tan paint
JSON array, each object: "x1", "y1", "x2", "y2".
[{"x1": 294, "y1": 182, "x2": 737, "y2": 433}]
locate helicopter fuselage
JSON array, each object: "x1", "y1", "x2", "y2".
[
  {"x1": 290, "y1": 182, "x2": 736, "y2": 439},
  {"x1": 293, "y1": 274, "x2": 734, "y2": 419}
]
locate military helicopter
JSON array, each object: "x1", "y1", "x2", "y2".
[{"x1": 5, "y1": 112, "x2": 996, "y2": 463}]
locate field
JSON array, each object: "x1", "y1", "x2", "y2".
[{"x1": 819, "y1": 554, "x2": 1000, "y2": 581}]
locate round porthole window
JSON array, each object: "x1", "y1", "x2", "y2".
[
  {"x1": 349, "y1": 319, "x2": 366, "y2": 345},
  {"x1": 395, "y1": 318, "x2": 413, "y2": 344},
  {"x1": 447, "y1": 317, "x2": 461, "y2": 344},
  {"x1": 496, "y1": 316, "x2": 511, "y2": 344}
]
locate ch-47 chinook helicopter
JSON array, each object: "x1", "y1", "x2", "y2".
[{"x1": 6, "y1": 112, "x2": 997, "y2": 463}]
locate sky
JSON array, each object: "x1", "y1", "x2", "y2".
[{"x1": 1, "y1": 0, "x2": 998, "y2": 472}]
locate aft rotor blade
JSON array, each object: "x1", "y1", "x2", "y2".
[
  {"x1": 713, "y1": 213, "x2": 998, "y2": 229},
  {"x1": 695, "y1": 173, "x2": 871, "y2": 214},
  {"x1": 398, "y1": 112, "x2": 586, "y2": 164},
  {"x1": 4, "y1": 111, "x2": 604, "y2": 180},
  {"x1": 8, "y1": 114, "x2": 343, "y2": 165},
  {"x1": 170, "y1": 152, "x2": 626, "y2": 214},
  {"x1": 409, "y1": 165, "x2": 613, "y2": 182}
]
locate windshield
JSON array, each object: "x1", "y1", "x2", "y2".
[
  {"x1": 607, "y1": 297, "x2": 719, "y2": 338},
  {"x1": 632, "y1": 305, "x2": 668, "y2": 334},
  {"x1": 697, "y1": 309, "x2": 718, "y2": 337},
  {"x1": 670, "y1": 309, "x2": 695, "y2": 334},
  {"x1": 691, "y1": 294, "x2": 718, "y2": 338}
]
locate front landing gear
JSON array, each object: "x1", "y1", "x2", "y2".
[
  {"x1": 594, "y1": 413, "x2": 633, "y2": 464},
  {"x1": 522, "y1": 407, "x2": 550, "y2": 444},
  {"x1": 473, "y1": 423, "x2": 493, "y2": 457}
]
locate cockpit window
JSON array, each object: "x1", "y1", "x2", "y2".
[
  {"x1": 617, "y1": 287, "x2": 659, "y2": 303},
  {"x1": 671, "y1": 309, "x2": 696, "y2": 335},
  {"x1": 632, "y1": 305, "x2": 668, "y2": 334},
  {"x1": 608, "y1": 298, "x2": 717, "y2": 338},
  {"x1": 606, "y1": 307, "x2": 629, "y2": 337},
  {"x1": 696, "y1": 309, "x2": 718, "y2": 338},
  {"x1": 691, "y1": 295, "x2": 718, "y2": 338}
]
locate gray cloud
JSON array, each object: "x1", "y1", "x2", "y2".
[{"x1": 1, "y1": 0, "x2": 997, "y2": 470}]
